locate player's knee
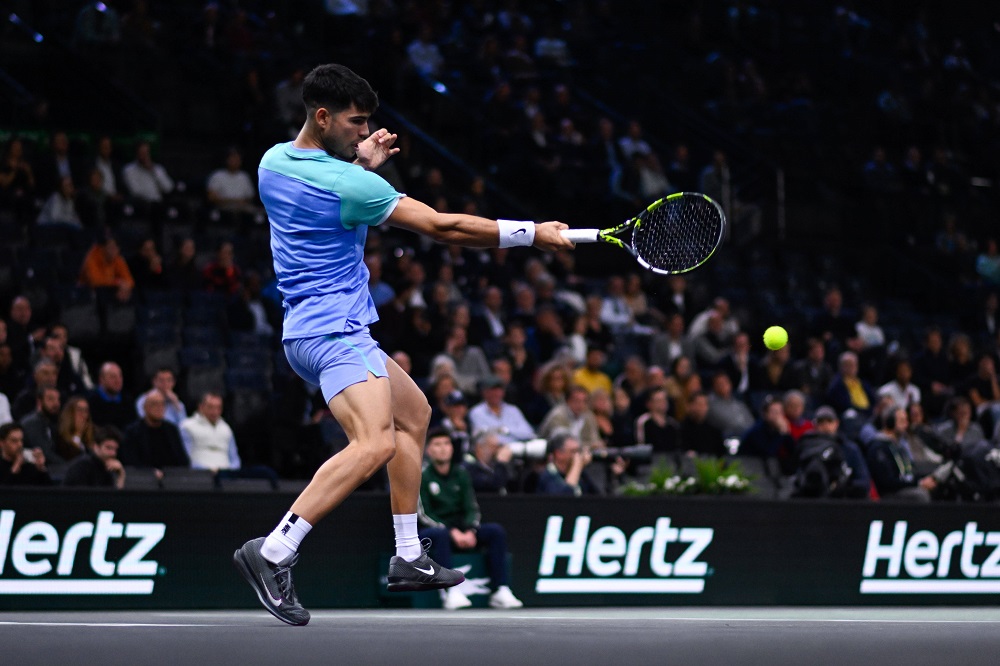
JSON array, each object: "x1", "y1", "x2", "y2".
[{"x1": 370, "y1": 439, "x2": 396, "y2": 469}]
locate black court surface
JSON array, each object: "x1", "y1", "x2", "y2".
[{"x1": 4, "y1": 607, "x2": 1000, "y2": 666}]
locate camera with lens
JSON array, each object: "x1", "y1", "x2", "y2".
[
  {"x1": 589, "y1": 444, "x2": 653, "y2": 464},
  {"x1": 505, "y1": 438, "x2": 548, "y2": 459}
]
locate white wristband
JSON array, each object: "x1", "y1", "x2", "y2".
[{"x1": 497, "y1": 219, "x2": 535, "y2": 248}]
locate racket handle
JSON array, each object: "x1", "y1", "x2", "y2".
[{"x1": 560, "y1": 229, "x2": 599, "y2": 243}]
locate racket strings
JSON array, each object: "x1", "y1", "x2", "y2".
[{"x1": 632, "y1": 196, "x2": 724, "y2": 273}]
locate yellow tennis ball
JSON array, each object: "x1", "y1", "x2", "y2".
[{"x1": 763, "y1": 326, "x2": 788, "y2": 351}]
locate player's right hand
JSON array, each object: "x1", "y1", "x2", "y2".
[{"x1": 534, "y1": 221, "x2": 574, "y2": 251}]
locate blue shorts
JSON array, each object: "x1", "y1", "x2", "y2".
[{"x1": 284, "y1": 328, "x2": 389, "y2": 404}]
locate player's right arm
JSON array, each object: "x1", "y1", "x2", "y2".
[{"x1": 386, "y1": 196, "x2": 574, "y2": 251}]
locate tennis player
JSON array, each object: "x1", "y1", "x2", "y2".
[{"x1": 233, "y1": 63, "x2": 573, "y2": 625}]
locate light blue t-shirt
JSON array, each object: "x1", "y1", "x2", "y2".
[{"x1": 258, "y1": 142, "x2": 402, "y2": 341}]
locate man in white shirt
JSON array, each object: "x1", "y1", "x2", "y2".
[
  {"x1": 180, "y1": 392, "x2": 240, "y2": 471},
  {"x1": 877, "y1": 359, "x2": 922, "y2": 410},
  {"x1": 206, "y1": 148, "x2": 258, "y2": 216},
  {"x1": 122, "y1": 141, "x2": 174, "y2": 203}
]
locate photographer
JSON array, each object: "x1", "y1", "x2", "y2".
[
  {"x1": 537, "y1": 432, "x2": 610, "y2": 496},
  {"x1": 463, "y1": 430, "x2": 513, "y2": 494}
]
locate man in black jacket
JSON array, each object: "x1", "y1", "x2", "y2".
[{"x1": 63, "y1": 426, "x2": 126, "y2": 489}]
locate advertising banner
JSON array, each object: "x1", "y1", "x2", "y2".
[{"x1": 1, "y1": 489, "x2": 998, "y2": 609}]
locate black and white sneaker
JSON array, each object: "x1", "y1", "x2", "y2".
[
  {"x1": 233, "y1": 537, "x2": 310, "y2": 626},
  {"x1": 386, "y1": 538, "x2": 465, "y2": 592}
]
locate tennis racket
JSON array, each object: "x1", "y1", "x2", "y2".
[{"x1": 560, "y1": 192, "x2": 726, "y2": 274}]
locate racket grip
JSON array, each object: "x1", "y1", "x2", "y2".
[{"x1": 560, "y1": 229, "x2": 599, "y2": 243}]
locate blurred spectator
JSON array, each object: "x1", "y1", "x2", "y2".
[
  {"x1": 706, "y1": 372, "x2": 755, "y2": 438},
  {"x1": 740, "y1": 395, "x2": 795, "y2": 473},
  {"x1": 912, "y1": 327, "x2": 952, "y2": 418},
  {"x1": 0, "y1": 343, "x2": 23, "y2": 402},
  {"x1": 77, "y1": 167, "x2": 116, "y2": 230},
  {"x1": 364, "y1": 252, "x2": 395, "y2": 309},
  {"x1": 877, "y1": 359, "x2": 921, "y2": 411},
  {"x1": 86, "y1": 361, "x2": 136, "y2": 430},
  {"x1": 782, "y1": 389, "x2": 814, "y2": 442},
  {"x1": 55, "y1": 395, "x2": 94, "y2": 463},
  {"x1": 36, "y1": 176, "x2": 82, "y2": 228},
  {"x1": 6, "y1": 295, "x2": 47, "y2": 375},
  {"x1": 227, "y1": 270, "x2": 278, "y2": 340},
  {"x1": 11, "y1": 358, "x2": 58, "y2": 422},
  {"x1": 49, "y1": 323, "x2": 94, "y2": 390},
  {"x1": 536, "y1": 432, "x2": 601, "y2": 495},
  {"x1": 718, "y1": 331, "x2": 754, "y2": 399},
  {"x1": 63, "y1": 425, "x2": 126, "y2": 488},
  {"x1": 165, "y1": 236, "x2": 202, "y2": 293},
  {"x1": 866, "y1": 407, "x2": 932, "y2": 502},
  {"x1": 463, "y1": 430, "x2": 513, "y2": 495},
  {"x1": 202, "y1": 240, "x2": 243, "y2": 295},
  {"x1": 692, "y1": 311, "x2": 730, "y2": 370},
  {"x1": 122, "y1": 140, "x2": 174, "y2": 205},
  {"x1": 963, "y1": 354, "x2": 1000, "y2": 428},
  {"x1": 649, "y1": 312, "x2": 694, "y2": 370},
  {"x1": 793, "y1": 406, "x2": 870, "y2": 499},
  {"x1": 523, "y1": 360, "x2": 569, "y2": 425},
  {"x1": 699, "y1": 150, "x2": 761, "y2": 243},
  {"x1": 0, "y1": 390, "x2": 9, "y2": 426},
  {"x1": 0, "y1": 422, "x2": 52, "y2": 486},
  {"x1": 206, "y1": 147, "x2": 259, "y2": 225},
  {"x1": 128, "y1": 238, "x2": 168, "y2": 293},
  {"x1": 430, "y1": 326, "x2": 492, "y2": 396},
  {"x1": 136, "y1": 367, "x2": 187, "y2": 427},
  {"x1": 825, "y1": 351, "x2": 876, "y2": 417},
  {"x1": 468, "y1": 375, "x2": 535, "y2": 444},
  {"x1": 407, "y1": 23, "x2": 445, "y2": 78},
  {"x1": 975, "y1": 239, "x2": 1000, "y2": 287},
  {"x1": 79, "y1": 234, "x2": 135, "y2": 302},
  {"x1": 663, "y1": 355, "x2": 700, "y2": 421},
  {"x1": 934, "y1": 396, "x2": 985, "y2": 452},
  {"x1": 572, "y1": 347, "x2": 612, "y2": 396},
  {"x1": 635, "y1": 387, "x2": 680, "y2": 461},
  {"x1": 20, "y1": 386, "x2": 61, "y2": 462},
  {"x1": 122, "y1": 389, "x2": 188, "y2": 473},
  {"x1": 617, "y1": 119, "x2": 653, "y2": 161},
  {"x1": 754, "y1": 345, "x2": 795, "y2": 393},
  {"x1": 0, "y1": 137, "x2": 36, "y2": 223},
  {"x1": 274, "y1": 66, "x2": 306, "y2": 139},
  {"x1": 439, "y1": 389, "x2": 472, "y2": 459},
  {"x1": 418, "y1": 428, "x2": 523, "y2": 610},
  {"x1": 35, "y1": 131, "x2": 82, "y2": 196},
  {"x1": 906, "y1": 402, "x2": 947, "y2": 477},
  {"x1": 36, "y1": 334, "x2": 84, "y2": 397},
  {"x1": 538, "y1": 384, "x2": 602, "y2": 449},
  {"x1": 810, "y1": 287, "x2": 855, "y2": 358},
  {"x1": 91, "y1": 135, "x2": 123, "y2": 201},
  {"x1": 792, "y1": 337, "x2": 833, "y2": 406},
  {"x1": 947, "y1": 333, "x2": 976, "y2": 388},
  {"x1": 679, "y1": 391, "x2": 725, "y2": 458}
]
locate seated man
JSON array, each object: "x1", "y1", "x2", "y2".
[
  {"x1": 121, "y1": 389, "x2": 189, "y2": 478},
  {"x1": 63, "y1": 426, "x2": 126, "y2": 489},
  {"x1": 463, "y1": 430, "x2": 513, "y2": 495},
  {"x1": 793, "y1": 406, "x2": 870, "y2": 499},
  {"x1": 0, "y1": 422, "x2": 52, "y2": 486},
  {"x1": 468, "y1": 375, "x2": 536, "y2": 444},
  {"x1": 419, "y1": 428, "x2": 523, "y2": 610},
  {"x1": 180, "y1": 391, "x2": 278, "y2": 488}
]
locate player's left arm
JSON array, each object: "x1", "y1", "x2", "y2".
[
  {"x1": 386, "y1": 196, "x2": 573, "y2": 251},
  {"x1": 353, "y1": 128, "x2": 399, "y2": 171}
]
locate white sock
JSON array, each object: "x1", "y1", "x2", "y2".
[
  {"x1": 261, "y1": 512, "x2": 313, "y2": 565},
  {"x1": 393, "y1": 513, "x2": 422, "y2": 561}
]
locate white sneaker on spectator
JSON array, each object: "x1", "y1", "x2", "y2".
[
  {"x1": 442, "y1": 587, "x2": 472, "y2": 610},
  {"x1": 489, "y1": 585, "x2": 523, "y2": 609}
]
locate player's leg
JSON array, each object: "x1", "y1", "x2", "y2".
[
  {"x1": 382, "y1": 355, "x2": 465, "y2": 592},
  {"x1": 384, "y1": 354, "x2": 431, "y2": 516},
  {"x1": 287, "y1": 373, "x2": 396, "y2": 522}
]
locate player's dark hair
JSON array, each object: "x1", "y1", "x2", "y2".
[{"x1": 302, "y1": 64, "x2": 378, "y2": 115}]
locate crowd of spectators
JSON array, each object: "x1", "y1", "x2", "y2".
[{"x1": 2, "y1": 2, "x2": 1000, "y2": 503}]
